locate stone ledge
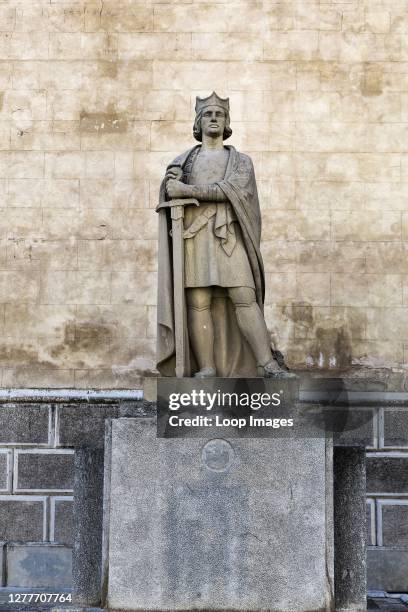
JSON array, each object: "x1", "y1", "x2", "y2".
[
  {"x1": 146, "y1": 370, "x2": 408, "y2": 404},
  {"x1": 0, "y1": 390, "x2": 143, "y2": 404},
  {"x1": 298, "y1": 367, "x2": 408, "y2": 396}
]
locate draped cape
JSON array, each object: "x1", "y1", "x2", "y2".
[{"x1": 156, "y1": 145, "x2": 266, "y2": 377}]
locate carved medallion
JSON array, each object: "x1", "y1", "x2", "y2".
[{"x1": 201, "y1": 439, "x2": 235, "y2": 472}]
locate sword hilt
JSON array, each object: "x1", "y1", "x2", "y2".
[{"x1": 169, "y1": 198, "x2": 199, "y2": 220}]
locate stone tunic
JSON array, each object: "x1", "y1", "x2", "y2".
[{"x1": 184, "y1": 147, "x2": 255, "y2": 289}]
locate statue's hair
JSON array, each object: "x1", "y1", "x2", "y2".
[{"x1": 193, "y1": 108, "x2": 232, "y2": 142}]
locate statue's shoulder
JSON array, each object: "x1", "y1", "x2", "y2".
[
  {"x1": 167, "y1": 146, "x2": 200, "y2": 169},
  {"x1": 228, "y1": 147, "x2": 254, "y2": 172}
]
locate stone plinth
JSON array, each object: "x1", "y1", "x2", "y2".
[{"x1": 102, "y1": 417, "x2": 334, "y2": 612}]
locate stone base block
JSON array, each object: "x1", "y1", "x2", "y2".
[
  {"x1": 367, "y1": 547, "x2": 408, "y2": 592},
  {"x1": 7, "y1": 544, "x2": 72, "y2": 588},
  {"x1": 102, "y1": 417, "x2": 334, "y2": 612}
]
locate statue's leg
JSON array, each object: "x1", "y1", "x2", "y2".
[
  {"x1": 186, "y1": 287, "x2": 216, "y2": 377},
  {"x1": 228, "y1": 287, "x2": 296, "y2": 378},
  {"x1": 228, "y1": 287, "x2": 272, "y2": 367}
]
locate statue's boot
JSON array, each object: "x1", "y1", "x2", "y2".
[
  {"x1": 195, "y1": 367, "x2": 216, "y2": 378},
  {"x1": 260, "y1": 359, "x2": 298, "y2": 379}
]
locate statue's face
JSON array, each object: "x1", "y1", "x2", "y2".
[{"x1": 200, "y1": 105, "x2": 226, "y2": 138}]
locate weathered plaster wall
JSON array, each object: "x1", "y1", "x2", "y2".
[{"x1": 0, "y1": 0, "x2": 407, "y2": 387}]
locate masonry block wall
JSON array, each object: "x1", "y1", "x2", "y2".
[
  {"x1": 366, "y1": 406, "x2": 408, "y2": 590},
  {"x1": 0, "y1": 399, "x2": 405, "y2": 590},
  {"x1": 0, "y1": 398, "x2": 152, "y2": 588},
  {"x1": 0, "y1": 398, "x2": 154, "y2": 588},
  {"x1": 0, "y1": 403, "x2": 74, "y2": 587},
  {"x1": 0, "y1": 0, "x2": 406, "y2": 386}
]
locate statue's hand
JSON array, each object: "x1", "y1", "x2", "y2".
[
  {"x1": 165, "y1": 167, "x2": 183, "y2": 181},
  {"x1": 166, "y1": 179, "x2": 192, "y2": 199}
]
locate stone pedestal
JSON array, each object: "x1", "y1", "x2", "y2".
[{"x1": 102, "y1": 417, "x2": 334, "y2": 611}]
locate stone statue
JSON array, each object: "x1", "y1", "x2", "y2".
[{"x1": 156, "y1": 92, "x2": 293, "y2": 379}]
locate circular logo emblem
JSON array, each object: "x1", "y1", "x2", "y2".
[{"x1": 201, "y1": 439, "x2": 235, "y2": 472}]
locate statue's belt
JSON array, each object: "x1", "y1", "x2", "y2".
[
  {"x1": 184, "y1": 203, "x2": 237, "y2": 256},
  {"x1": 183, "y1": 204, "x2": 217, "y2": 239}
]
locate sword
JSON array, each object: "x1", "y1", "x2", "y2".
[{"x1": 168, "y1": 192, "x2": 199, "y2": 378}]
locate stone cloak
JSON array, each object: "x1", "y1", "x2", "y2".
[{"x1": 155, "y1": 145, "x2": 266, "y2": 377}]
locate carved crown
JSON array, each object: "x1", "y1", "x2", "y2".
[{"x1": 195, "y1": 92, "x2": 230, "y2": 115}]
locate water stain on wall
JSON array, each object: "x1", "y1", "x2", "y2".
[
  {"x1": 50, "y1": 321, "x2": 113, "y2": 361},
  {"x1": 98, "y1": 61, "x2": 118, "y2": 79},
  {"x1": 80, "y1": 109, "x2": 127, "y2": 133},
  {"x1": 360, "y1": 67, "x2": 383, "y2": 97},
  {"x1": 315, "y1": 327, "x2": 352, "y2": 368},
  {"x1": 0, "y1": 345, "x2": 39, "y2": 366},
  {"x1": 288, "y1": 303, "x2": 359, "y2": 368}
]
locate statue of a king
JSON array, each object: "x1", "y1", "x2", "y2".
[{"x1": 156, "y1": 92, "x2": 293, "y2": 379}]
